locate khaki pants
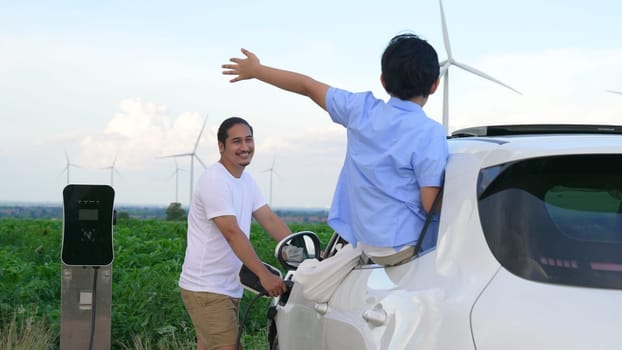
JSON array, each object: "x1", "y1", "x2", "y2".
[{"x1": 180, "y1": 288, "x2": 241, "y2": 350}]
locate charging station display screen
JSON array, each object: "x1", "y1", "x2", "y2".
[
  {"x1": 62, "y1": 185, "x2": 115, "y2": 266},
  {"x1": 78, "y1": 209, "x2": 99, "y2": 221}
]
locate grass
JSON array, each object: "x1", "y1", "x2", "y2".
[
  {"x1": 0, "y1": 307, "x2": 55, "y2": 350},
  {"x1": 0, "y1": 218, "x2": 333, "y2": 350}
]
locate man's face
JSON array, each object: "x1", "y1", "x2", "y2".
[{"x1": 219, "y1": 123, "x2": 254, "y2": 172}]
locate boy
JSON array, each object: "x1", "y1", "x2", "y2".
[{"x1": 222, "y1": 33, "x2": 447, "y2": 265}]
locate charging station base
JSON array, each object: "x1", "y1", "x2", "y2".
[{"x1": 60, "y1": 264, "x2": 112, "y2": 350}]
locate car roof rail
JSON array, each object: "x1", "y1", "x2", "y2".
[{"x1": 451, "y1": 124, "x2": 622, "y2": 138}]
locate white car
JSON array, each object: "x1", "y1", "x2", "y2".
[{"x1": 256, "y1": 124, "x2": 622, "y2": 350}]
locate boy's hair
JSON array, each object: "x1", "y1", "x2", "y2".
[
  {"x1": 381, "y1": 33, "x2": 440, "y2": 100},
  {"x1": 217, "y1": 117, "x2": 254, "y2": 145}
]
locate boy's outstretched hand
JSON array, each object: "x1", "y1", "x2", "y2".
[{"x1": 222, "y1": 48, "x2": 260, "y2": 83}]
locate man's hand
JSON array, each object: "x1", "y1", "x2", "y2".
[
  {"x1": 222, "y1": 48, "x2": 260, "y2": 83},
  {"x1": 259, "y1": 270, "x2": 287, "y2": 297}
]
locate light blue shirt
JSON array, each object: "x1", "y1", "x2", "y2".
[{"x1": 325, "y1": 87, "x2": 448, "y2": 249}]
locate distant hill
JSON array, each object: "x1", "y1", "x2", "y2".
[{"x1": 0, "y1": 203, "x2": 328, "y2": 223}]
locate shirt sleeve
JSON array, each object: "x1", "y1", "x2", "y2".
[
  {"x1": 414, "y1": 124, "x2": 449, "y2": 187},
  {"x1": 327, "y1": 87, "x2": 384, "y2": 129},
  {"x1": 200, "y1": 171, "x2": 236, "y2": 220}
]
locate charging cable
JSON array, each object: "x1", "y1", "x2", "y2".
[
  {"x1": 88, "y1": 266, "x2": 99, "y2": 350},
  {"x1": 235, "y1": 280, "x2": 294, "y2": 350}
]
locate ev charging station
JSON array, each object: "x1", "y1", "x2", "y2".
[{"x1": 61, "y1": 184, "x2": 115, "y2": 350}]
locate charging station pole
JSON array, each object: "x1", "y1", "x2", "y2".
[{"x1": 60, "y1": 184, "x2": 115, "y2": 350}]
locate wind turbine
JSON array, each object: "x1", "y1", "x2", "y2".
[
  {"x1": 101, "y1": 153, "x2": 121, "y2": 187},
  {"x1": 60, "y1": 150, "x2": 80, "y2": 185},
  {"x1": 167, "y1": 159, "x2": 186, "y2": 203},
  {"x1": 607, "y1": 90, "x2": 622, "y2": 95},
  {"x1": 158, "y1": 115, "x2": 208, "y2": 205},
  {"x1": 437, "y1": 0, "x2": 522, "y2": 132},
  {"x1": 263, "y1": 155, "x2": 279, "y2": 207}
]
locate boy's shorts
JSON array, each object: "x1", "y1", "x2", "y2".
[{"x1": 180, "y1": 288, "x2": 241, "y2": 350}]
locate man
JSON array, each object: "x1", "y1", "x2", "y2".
[{"x1": 179, "y1": 117, "x2": 291, "y2": 350}]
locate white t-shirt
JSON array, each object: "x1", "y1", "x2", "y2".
[{"x1": 179, "y1": 162, "x2": 266, "y2": 298}]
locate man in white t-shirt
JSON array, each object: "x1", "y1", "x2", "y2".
[{"x1": 179, "y1": 117, "x2": 291, "y2": 350}]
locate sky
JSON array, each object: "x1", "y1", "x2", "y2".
[{"x1": 1, "y1": 0, "x2": 622, "y2": 209}]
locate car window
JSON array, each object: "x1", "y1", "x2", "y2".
[{"x1": 477, "y1": 154, "x2": 622, "y2": 289}]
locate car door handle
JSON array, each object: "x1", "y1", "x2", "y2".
[
  {"x1": 362, "y1": 307, "x2": 387, "y2": 327},
  {"x1": 313, "y1": 303, "x2": 328, "y2": 315}
]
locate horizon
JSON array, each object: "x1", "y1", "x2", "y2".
[{"x1": 0, "y1": 200, "x2": 330, "y2": 211}]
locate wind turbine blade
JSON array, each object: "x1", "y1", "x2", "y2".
[
  {"x1": 439, "y1": 0, "x2": 452, "y2": 60},
  {"x1": 157, "y1": 152, "x2": 193, "y2": 159},
  {"x1": 439, "y1": 60, "x2": 451, "y2": 78},
  {"x1": 194, "y1": 155, "x2": 207, "y2": 168},
  {"x1": 271, "y1": 155, "x2": 279, "y2": 176},
  {"x1": 193, "y1": 115, "x2": 208, "y2": 153},
  {"x1": 607, "y1": 90, "x2": 622, "y2": 95},
  {"x1": 453, "y1": 61, "x2": 522, "y2": 95}
]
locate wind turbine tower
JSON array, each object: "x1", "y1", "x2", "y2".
[
  {"x1": 263, "y1": 155, "x2": 279, "y2": 207},
  {"x1": 437, "y1": 0, "x2": 522, "y2": 133},
  {"x1": 168, "y1": 159, "x2": 186, "y2": 203},
  {"x1": 158, "y1": 115, "x2": 208, "y2": 205},
  {"x1": 101, "y1": 153, "x2": 120, "y2": 187}
]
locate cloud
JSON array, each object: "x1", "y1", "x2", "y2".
[{"x1": 76, "y1": 98, "x2": 209, "y2": 171}]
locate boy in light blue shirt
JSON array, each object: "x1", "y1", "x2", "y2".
[{"x1": 223, "y1": 33, "x2": 448, "y2": 265}]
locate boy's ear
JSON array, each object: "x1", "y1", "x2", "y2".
[
  {"x1": 380, "y1": 74, "x2": 386, "y2": 89},
  {"x1": 429, "y1": 78, "x2": 440, "y2": 95},
  {"x1": 218, "y1": 142, "x2": 225, "y2": 153}
]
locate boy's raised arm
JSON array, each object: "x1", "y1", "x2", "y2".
[{"x1": 222, "y1": 48, "x2": 330, "y2": 110}]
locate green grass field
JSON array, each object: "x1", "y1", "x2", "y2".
[{"x1": 0, "y1": 218, "x2": 333, "y2": 349}]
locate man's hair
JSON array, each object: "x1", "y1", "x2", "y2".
[
  {"x1": 381, "y1": 33, "x2": 440, "y2": 100},
  {"x1": 217, "y1": 117, "x2": 254, "y2": 145}
]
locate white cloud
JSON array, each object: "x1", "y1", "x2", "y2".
[{"x1": 75, "y1": 98, "x2": 210, "y2": 172}]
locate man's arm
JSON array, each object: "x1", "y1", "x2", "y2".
[
  {"x1": 253, "y1": 204, "x2": 292, "y2": 242},
  {"x1": 222, "y1": 48, "x2": 330, "y2": 110},
  {"x1": 212, "y1": 215, "x2": 286, "y2": 296}
]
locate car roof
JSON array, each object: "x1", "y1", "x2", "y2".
[{"x1": 447, "y1": 124, "x2": 622, "y2": 167}]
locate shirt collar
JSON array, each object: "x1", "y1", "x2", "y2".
[{"x1": 388, "y1": 97, "x2": 424, "y2": 113}]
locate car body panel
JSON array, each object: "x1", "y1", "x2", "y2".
[{"x1": 472, "y1": 268, "x2": 622, "y2": 349}]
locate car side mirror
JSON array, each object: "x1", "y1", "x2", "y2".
[{"x1": 275, "y1": 231, "x2": 321, "y2": 271}]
